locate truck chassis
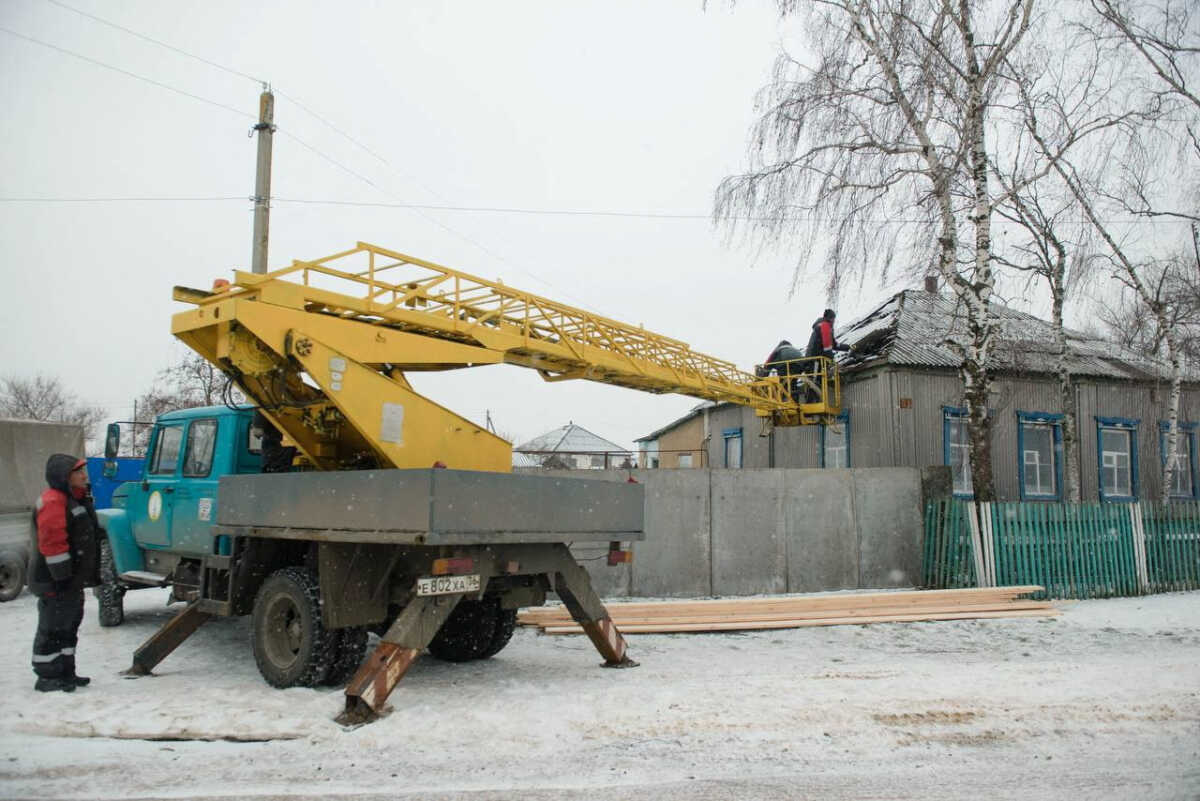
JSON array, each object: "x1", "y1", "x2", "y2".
[{"x1": 120, "y1": 468, "x2": 642, "y2": 725}]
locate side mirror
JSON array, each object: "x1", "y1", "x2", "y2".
[
  {"x1": 104, "y1": 423, "x2": 121, "y2": 460},
  {"x1": 102, "y1": 460, "x2": 118, "y2": 479}
]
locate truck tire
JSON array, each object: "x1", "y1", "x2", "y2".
[
  {"x1": 322, "y1": 627, "x2": 369, "y2": 687},
  {"x1": 0, "y1": 548, "x2": 25, "y2": 602},
  {"x1": 251, "y1": 567, "x2": 334, "y2": 688},
  {"x1": 427, "y1": 598, "x2": 499, "y2": 662},
  {"x1": 95, "y1": 539, "x2": 125, "y2": 627},
  {"x1": 478, "y1": 603, "x2": 518, "y2": 659}
]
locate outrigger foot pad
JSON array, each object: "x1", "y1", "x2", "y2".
[
  {"x1": 335, "y1": 699, "x2": 379, "y2": 728},
  {"x1": 601, "y1": 656, "x2": 639, "y2": 669}
]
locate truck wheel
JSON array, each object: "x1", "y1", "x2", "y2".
[
  {"x1": 478, "y1": 602, "x2": 517, "y2": 659},
  {"x1": 0, "y1": 549, "x2": 25, "y2": 602},
  {"x1": 95, "y1": 539, "x2": 125, "y2": 627},
  {"x1": 322, "y1": 627, "x2": 369, "y2": 687},
  {"x1": 427, "y1": 598, "x2": 498, "y2": 662},
  {"x1": 251, "y1": 567, "x2": 334, "y2": 688}
]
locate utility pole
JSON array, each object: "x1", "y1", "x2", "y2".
[{"x1": 250, "y1": 85, "x2": 275, "y2": 274}]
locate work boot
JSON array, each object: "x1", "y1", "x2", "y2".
[
  {"x1": 68, "y1": 674, "x2": 91, "y2": 687},
  {"x1": 34, "y1": 677, "x2": 76, "y2": 693}
]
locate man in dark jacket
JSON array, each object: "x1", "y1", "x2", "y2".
[
  {"x1": 805, "y1": 308, "x2": 852, "y2": 360},
  {"x1": 29, "y1": 454, "x2": 101, "y2": 692},
  {"x1": 757, "y1": 340, "x2": 806, "y2": 377},
  {"x1": 802, "y1": 309, "x2": 852, "y2": 403}
]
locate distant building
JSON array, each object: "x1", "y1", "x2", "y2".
[
  {"x1": 514, "y1": 422, "x2": 632, "y2": 470},
  {"x1": 634, "y1": 401, "x2": 713, "y2": 469},
  {"x1": 635, "y1": 286, "x2": 1200, "y2": 503}
]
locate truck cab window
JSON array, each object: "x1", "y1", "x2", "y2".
[
  {"x1": 182, "y1": 419, "x2": 218, "y2": 477},
  {"x1": 150, "y1": 425, "x2": 184, "y2": 475}
]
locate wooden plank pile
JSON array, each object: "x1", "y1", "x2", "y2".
[{"x1": 518, "y1": 586, "x2": 1056, "y2": 635}]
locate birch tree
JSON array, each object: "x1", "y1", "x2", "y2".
[
  {"x1": 717, "y1": 0, "x2": 1037, "y2": 501},
  {"x1": 990, "y1": 26, "x2": 1145, "y2": 502},
  {"x1": 1067, "y1": 0, "x2": 1200, "y2": 501}
]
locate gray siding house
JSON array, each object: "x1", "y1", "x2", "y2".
[{"x1": 697, "y1": 288, "x2": 1200, "y2": 503}]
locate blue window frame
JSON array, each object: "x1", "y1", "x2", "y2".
[
  {"x1": 1017, "y1": 411, "x2": 1063, "y2": 501},
  {"x1": 722, "y1": 427, "x2": 743, "y2": 468},
  {"x1": 1096, "y1": 416, "x2": 1139, "y2": 502},
  {"x1": 820, "y1": 411, "x2": 850, "y2": 468},
  {"x1": 942, "y1": 406, "x2": 973, "y2": 498},
  {"x1": 1159, "y1": 421, "x2": 1199, "y2": 500}
]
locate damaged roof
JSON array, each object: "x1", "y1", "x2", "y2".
[{"x1": 836, "y1": 289, "x2": 1197, "y2": 382}]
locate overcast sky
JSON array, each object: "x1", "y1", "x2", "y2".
[{"x1": 0, "y1": 0, "x2": 1019, "y2": 451}]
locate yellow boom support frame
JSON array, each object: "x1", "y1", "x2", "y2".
[{"x1": 171, "y1": 242, "x2": 840, "y2": 471}]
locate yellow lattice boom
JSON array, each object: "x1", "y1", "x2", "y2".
[{"x1": 172, "y1": 242, "x2": 839, "y2": 471}]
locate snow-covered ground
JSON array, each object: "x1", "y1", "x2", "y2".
[{"x1": 0, "y1": 588, "x2": 1197, "y2": 801}]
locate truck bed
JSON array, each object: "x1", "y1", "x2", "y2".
[{"x1": 215, "y1": 468, "x2": 644, "y2": 545}]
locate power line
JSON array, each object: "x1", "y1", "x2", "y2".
[
  {"x1": 276, "y1": 131, "x2": 388, "y2": 194},
  {"x1": 14, "y1": 6, "x2": 587, "y2": 303},
  {"x1": 0, "y1": 25, "x2": 255, "y2": 120},
  {"x1": 0, "y1": 194, "x2": 1191, "y2": 227},
  {"x1": 273, "y1": 197, "x2": 716, "y2": 220},
  {"x1": 42, "y1": 0, "x2": 265, "y2": 86},
  {"x1": 0, "y1": 196, "x2": 245, "y2": 203},
  {"x1": 273, "y1": 89, "x2": 395, "y2": 168}
]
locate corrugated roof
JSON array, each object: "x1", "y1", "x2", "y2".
[
  {"x1": 515, "y1": 423, "x2": 628, "y2": 454},
  {"x1": 837, "y1": 289, "x2": 1198, "y2": 382}
]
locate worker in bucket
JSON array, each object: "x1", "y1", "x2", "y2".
[
  {"x1": 805, "y1": 308, "x2": 852, "y2": 361},
  {"x1": 29, "y1": 454, "x2": 101, "y2": 692},
  {"x1": 802, "y1": 308, "x2": 852, "y2": 402}
]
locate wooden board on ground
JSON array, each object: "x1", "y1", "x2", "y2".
[{"x1": 520, "y1": 586, "x2": 1056, "y2": 634}]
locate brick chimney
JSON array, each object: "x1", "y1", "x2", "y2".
[{"x1": 924, "y1": 275, "x2": 938, "y2": 293}]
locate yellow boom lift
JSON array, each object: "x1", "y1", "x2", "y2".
[
  {"x1": 138, "y1": 241, "x2": 842, "y2": 723},
  {"x1": 172, "y1": 241, "x2": 842, "y2": 472}
]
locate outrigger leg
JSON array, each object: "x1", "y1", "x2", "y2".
[
  {"x1": 337, "y1": 592, "x2": 464, "y2": 726},
  {"x1": 122, "y1": 600, "x2": 214, "y2": 677},
  {"x1": 549, "y1": 544, "x2": 638, "y2": 669}
]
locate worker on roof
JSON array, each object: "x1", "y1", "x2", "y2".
[
  {"x1": 805, "y1": 308, "x2": 852, "y2": 360},
  {"x1": 29, "y1": 454, "x2": 101, "y2": 693}
]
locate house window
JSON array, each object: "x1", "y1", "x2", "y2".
[
  {"x1": 820, "y1": 411, "x2": 850, "y2": 468},
  {"x1": 1096, "y1": 417, "x2": 1139, "y2": 502},
  {"x1": 1017, "y1": 411, "x2": 1063, "y2": 500},
  {"x1": 943, "y1": 407, "x2": 973, "y2": 497},
  {"x1": 1160, "y1": 422, "x2": 1198, "y2": 500},
  {"x1": 723, "y1": 427, "x2": 743, "y2": 468},
  {"x1": 678, "y1": 453, "x2": 693, "y2": 468}
]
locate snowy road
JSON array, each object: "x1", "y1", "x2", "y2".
[{"x1": 0, "y1": 588, "x2": 1197, "y2": 801}]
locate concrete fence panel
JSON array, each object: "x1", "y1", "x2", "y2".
[
  {"x1": 853, "y1": 467, "x2": 924, "y2": 588},
  {"x1": 632, "y1": 469, "x2": 712, "y2": 597},
  {"x1": 711, "y1": 469, "x2": 788, "y2": 596},
  {"x1": 782, "y1": 468, "x2": 858, "y2": 593},
  {"x1": 551, "y1": 465, "x2": 943, "y2": 598}
]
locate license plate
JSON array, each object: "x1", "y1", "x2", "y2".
[{"x1": 416, "y1": 574, "x2": 482, "y2": 596}]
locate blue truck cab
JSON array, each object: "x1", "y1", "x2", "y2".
[{"x1": 96, "y1": 406, "x2": 261, "y2": 621}]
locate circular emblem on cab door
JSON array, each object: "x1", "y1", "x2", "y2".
[{"x1": 148, "y1": 490, "x2": 163, "y2": 522}]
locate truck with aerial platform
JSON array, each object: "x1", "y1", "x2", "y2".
[{"x1": 97, "y1": 241, "x2": 843, "y2": 725}]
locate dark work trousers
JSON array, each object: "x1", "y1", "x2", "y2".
[{"x1": 32, "y1": 589, "x2": 84, "y2": 679}]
